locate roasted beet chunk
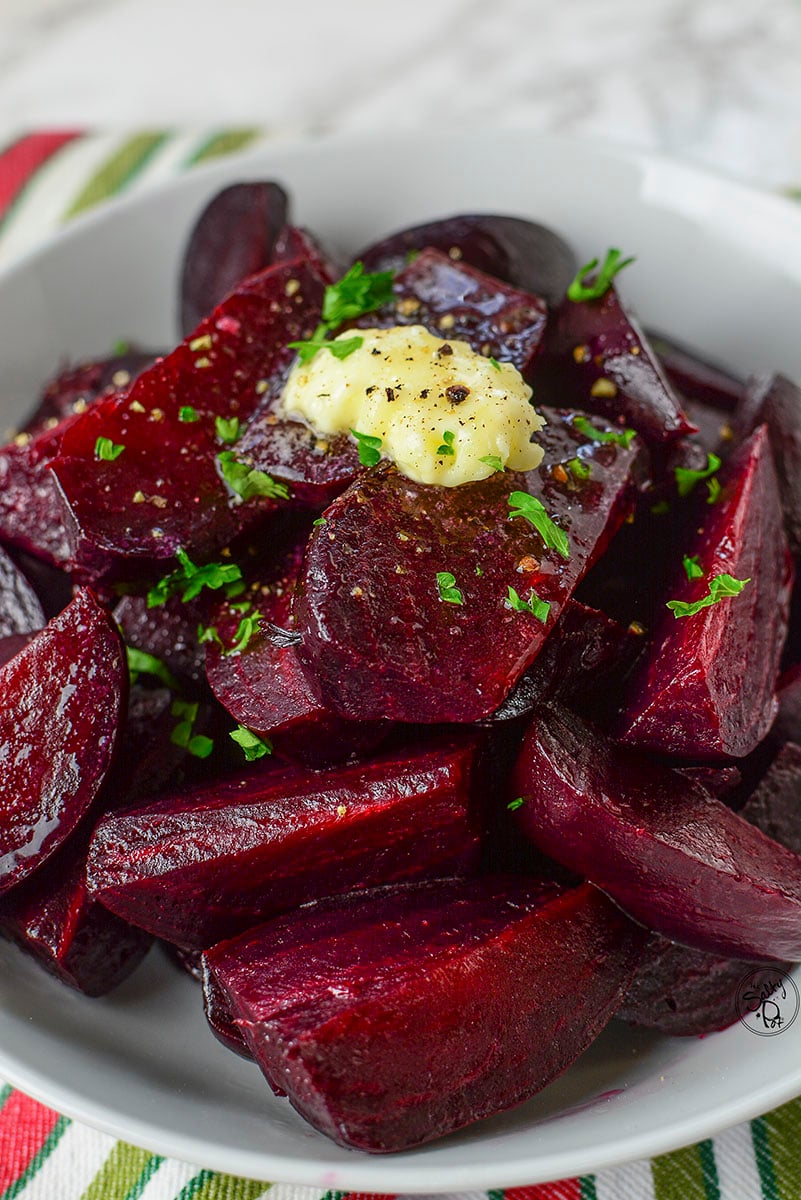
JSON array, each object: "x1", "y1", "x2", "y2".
[
  {"x1": 51, "y1": 259, "x2": 326, "y2": 583},
  {"x1": 180, "y1": 182, "x2": 290, "y2": 335},
  {"x1": 534, "y1": 281, "x2": 694, "y2": 443},
  {"x1": 0, "y1": 589, "x2": 126, "y2": 896},
  {"x1": 357, "y1": 214, "x2": 576, "y2": 307},
  {"x1": 88, "y1": 735, "x2": 483, "y2": 949},
  {"x1": 618, "y1": 426, "x2": 792, "y2": 760},
  {"x1": 513, "y1": 704, "x2": 801, "y2": 962},
  {"x1": 0, "y1": 414, "x2": 79, "y2": 567},
  {"x1": 22, "y1": 348, "x2": 158, "y2": 437},
  {"x1": 203, "y1": 877, "x2": 645, "y2": 1153},
  {"x1": 735, "y1": 374, "x2": 801, "y2": 554},
  {"x1": 294, "y1": 409, "x2": 640, "y2": 723},
  {"x1": 649, "y1": 332, "x2": 746, "y2": 413},
  {"x1": 0, "y1": 545, "x2": 43, "y2": 638}
]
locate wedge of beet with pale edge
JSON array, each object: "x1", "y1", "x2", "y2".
[
  {"x1": 513, "y1": 703, "x2": 801, "y2": 962},
  {"x1": 203, "y1": 877, "x2": 645, "y2": 1153},
  {"x1": 618, "y1": 425, "x2": 792, "y2": 760},
  {"x1": 735, "y1": 373, "x2": 801, "y2": 554},
  {"x1": 294, "y1": 409, "x2": 640, "y2": 723},
  {"x1": 0, "y1": 588, "x2": 125, "y2": 896},
  {"x1": 88, "y1": 735, "x2": 482, "y2": 949}
]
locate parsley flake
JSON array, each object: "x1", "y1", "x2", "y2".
[
  {"x1": 707, "y1": 477, "x2": 722, "y2": 505},
  {"x1": 217, "y1": 450, "x2": 290, "y2": 501},
  {"x1": 125, "y1": 646, "x2": 180, "y2": 691},
  {"x1": 436, "y1": 571, "x2": 464, "y2": 605},
  {"x1": 226, "y1": 610, "x2": 264, "y2": 655},
  {"x1": 479, "y1": 454, "x2": 504, "y2": 473},
  {"x1": 230, "y1": 724, "x2": 273, "y2": 761},
  {"x1": 197, "y1": 622, "x2": 223, "y2": 648},
  {"x1": 666, "y1": 573, "x2": 750, "y2": 619},
  {"x1": 215, "y1": 415, "x2": 240, "y2": 444},
  {"x1": 489, "y1": 357, "x2": 502, "y2": 371},
  {"x1": 567, "y1": 247, "x2": 636, "y2": 302},
  {"x1": 507, "y1": 796, "x2": 525, "y2": 811},
  {"x1": 147, "y1": 547, "x2": 243, "y2": 608},
  {"x1": 321, "y1": 261, "x2": 395, "y2": 327},
  {"x1": 170, "y1": 698, "x2": 214, "y2": 758},
  {"x1": 112, "y1": 339, "x2": 130, "y2": 356},
  {"x1": 674, "y1": 453, "x2": 721, "y2": 498},
  {"x1": 178, "y1": 406, "x2": 199, "y2": 423},
  {"x1": 567, "y1": 456, "x2": 591, "y2": 481},
  {"x1": 682, "y1": 554, "x2": 704, "y2": 581},
  {"x1": 351, "y1": 429, "x2": 383, "y2": 467},
  {"x1": 507, "y1": 492, "x2": 570, "y2": 560},
  {"x1": 506, "y1": 585, "x2": 550, "y2": 623},
  {"x1": 437, "y1": 430, "x2": 456, "y2": 457},
  {"x1": 573, "y1": 416, "x2": 637, "y2": 449},
  {"x1": 287, "y1": 333, "x2": 364, "y2": 365},
  {"x1": 94, "y1": 436, "x2": 125, "y2": 461},
  {"x1": 312, "y1": 517, "x2": 327, "y2": 527}
]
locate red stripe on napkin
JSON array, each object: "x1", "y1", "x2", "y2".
[
  {"x1": 0, "y1": 1089, "x2": 62, "y2": 1191},
  {"x1": 0, "y1": 131, "x2": 82, "y2": 221},
  {"x1": 504, "y1": 1182, "x2": 582, "y2": 1200}
]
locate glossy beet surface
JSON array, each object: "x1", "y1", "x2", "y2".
[
  {"x1": 0, "y1": 414, "x2": 78, "y2": 566},
  {"x1": 51, "y1": 258, "x2": 326, "y2": 582},
  {"x1": 356, "y1": 213, "x2": 577, "y2": 307},
  {"x1": 294, "y1": 409, "x2": 640, "y2": 723},
  {"x1": 0, "y1": 545, "x2": 43, "y2": 637},
  {"x1": 22, "y1": 349, "x2": 158, "y2": 436},
  {"x1": 618, "y1": 426, "x2": 792, "y2": 760},
  {"x1": 735, "y1": 374, "x2": 801, "y2": 554},
  {"x1": 513, "y1": 704, "x2": 801, "y2": 961},
  {"x1": 180, "y1": 182, "x2": 289, "y2": 335},
  {"x1": 203, "y1": 877, "x2": 645, "y2": 1153},
  {"x1": 88, "y1": 736, "x2": 483, "y2": 949},
  {"x1": 115, "y1": 593, "x2": 207, "y2": 687},
  {"x1": 0, "y1": 589, "x2": 126, "y2": 896},
  {"x1": 534, "y1": 286, "x2": 694, "y2": 443}
]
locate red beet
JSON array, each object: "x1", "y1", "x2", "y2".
[
  {"x1": 0, "y1": 633, "x2": 34, "y2": 668},
  {"x1": 534, "y1": 286, "x2": 694, "y2": 443},
  {"x1": 203, "y1": 877, "x2": 645, "y2": 1153},
  {"x1": 180, "y1": 182, "x2": 289, "y2": 335},
  {"x1": 115, "y1": 593, "x2": 207, "y2": 687},
  {"x1": 618, "y1": 426, "x2": 792, "y2": 760},
  {"x1": 774, "y1": 664, "x2": 801, "y2": 745},
  {"x1": 512, "y1": 703, "x2": 801, "y2": 961},
  {"x1": 0, "y1": 544, "x2": 43, "y2": 637},
  {"x1": 88, "y1": 735, "x2": 483, "y2": 949},
  {"x1": 735, "y1": 374, "x2": 801, "y2": 554},
  {"x1": 294, "y1": 409, "x2": 640, "y2": 723},
  {"x1": 22, "y1": 348, "x2": 157, "y2": 437},
  {"x1": 272, "y1": 225, "x2": 340, "y2": 283},
  {"x1": 0, "y1": 589, "x2": 126, "y2": 896},
  {"x1": 201, "y1": 961, "x2": 255, "y2": 1060},
  {"x1": 0, "y1": 414, "x2": 78, "y2": 566},
  {"x1": 51, "y1": 258, "x2": 326, "y2": 583},
  {"x1": 356, "y1": 213, "x2": 577, "y2": 307}
]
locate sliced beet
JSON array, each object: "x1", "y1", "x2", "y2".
[
  {"x1": 180, "y1": 182, "x2": 290, "y2": 335},
  {"x1": 735, "y1": 374, "x2": 801, "y2": 554},
  {"x1": 0, "y1": 413, "x2": 78, "y2": 566},
  {"x1": 618, "y1": 426, "x2": 792, "y2": 760},
  {"x1": 272, "y1": 224, "x2": 340, "y2": 283},
  {"x1": 534, "y1": 286, "x2": 694, "y2": 443},
  {"x1": 205, "y1": 530, "x2": 387, "y2": 767},
  {"x1": 201, "y1": 960, "x2": 254, "y2": 1060},
  {"x1": 356, "y1": 213, "x2": 577, "y2": 307},
  {"x1": 774, "y1": 664, "x2": 801, "y2": 745},
  {"x1": 0, "y1": 633, "x2": 34, "y2": 668},
  {"x1": 294, "y1": 409, "x2": 640, "y2": 724},
  {"x1": 512, "y1": 703, "x2": 801, "y2": 962},
  {"x1": 0, "y1": 543, "x2": 43, "y2": 637},
  {"x1": 0, "y1": 588, "x2": 126, "y2": 896},
  {"x1": 88, "y1": 735, "x2": 483, "y2": 949},
  {"x1": 649, "y1": 332, "x2": 746, "y2": 413},
  {"x1": 203, "y1": 877, "x2": 645, "y2": 1153},
  {"x1": 22, "y1": 348, "x2": 158, "y2": 437},
  {"x1": 9, "y1": 550, "x2": 73, "y2": 619},
  {"x1": 51, "y1": 258, "x2": 326, "y2": 583},
  {"x1": 115, "y1": 593, "x2": 207, "y2": 687}
]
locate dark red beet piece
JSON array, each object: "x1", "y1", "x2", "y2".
[
  {"x1": 294, "y1": 409, "x2": 640, "y2": 724},
  {"x1": 272, "y1": 225, "x2": 340, "y2": 284},
  {"x1": 0, "y1": 588, "x2": 126, "y2": 896},
  {"x1": 618, "y1": 743, "x2": 801, "y2": 1036},
  {"x1": 735, "y1": 374, "x2": 801, "y2": 554},
  {"x1": 0, "y1": 413, "x2": 79, "y2": 566},
  {"x1": 618, "y1": 426, "x2": 792, "y2": 760},
  {"x1": 356, "y1": 213, "x2": 577, "y2": 307},
  {"x1": 115, "y1": 594, "x2": 207, "y2": 687},
  {"x1": 513, "y1": 703, "x2": 801, "y2": 962},
  {"x1": 51, "y1": 258, "x2": 326, "y2": 583},
  {"x1": 203, "y1": 877, "x2": 645, "y2": 1153},
  {"x1": 774, "y1": 664, "x2": 801, "y2": 745},
  {"x1": 0, "y1": 633, "x2": 34, "y2": 668},
  {"x1": 22, "y1": 348, "x2": 157, "y2": 437},
  {"x1": 88, "y1": 735, "x2": 483, "y2": 949},
  {"x1": 180, "y1": 182, "x2": 289, "y2": 335},
  {"x1": 534, "y1": 287, "x2": 694, "y2": 443},
  {"x1": 9, "y1": 550, "x2": 73, "y2": 619},
  {"x1": 649, "y1": 332, "x2": 746, "y2": 413},
  {"x1": 201, "y1": 961, "x2": 255, "y2": 1060},
  {"x1": 0, "y1": 544, "x2": 43, "y2": 637},
  {"x1": 205, "y1": 532, "x2": 387, "y2": 767}
]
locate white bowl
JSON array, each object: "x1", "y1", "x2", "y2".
[{"x1": 0, "y1": 131, "x2": 799, "y2": 1191}]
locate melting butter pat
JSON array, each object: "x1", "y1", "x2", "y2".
[{"x1": 281, "y1": 325, "x2": 545, "y2": 486}]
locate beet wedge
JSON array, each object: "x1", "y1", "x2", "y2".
[
  {"x1": 0, "y1": 588, "x2": 126, "y2": 896},
  {"x1": 356, "y1": 212, "x2": 577, "y2": 306},
  {"x1": 0, "y1": 413, "x2": 79, "y2": 567},
  {"x1": 618, "y1": 425, "x2": 792, "y2": 760},
  {"x1": 0, "y1": 544, "x2": 43, "y2": 638},
  {"x1": 534, "y1": 284, "x2": 694, "y2": 443},
  {"x1": 618, "y1": 742, "x2": 801, "y2": 1036},
  {"x1": 51, "y1": 258, "x2": 326, "y2": 583},
  {"x1": 513, "y1": 703, "x2": 801, "y2": 962},
  {"x1": 88, "y1": 735, "x2": 483, "y2": 949},
  {"x1": 649, "y1": 332, "x2": 745, "y2": 414},
  {"x1": 735, "y1": 373, "x2": 801, "y2": 554},
  {"x1": 203, "y1": 877, "x2": 646, "y2": 1153},
  {"x1": 22, "y1": 348, "x2": 157, "y2": 437},
  {"x1": 294, "y1": 409, "x2": 640, "y2": 724}
]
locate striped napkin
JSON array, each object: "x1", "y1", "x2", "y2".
[{"x1": 0, "y1": 130, "x2": 800, "y2": 1200}]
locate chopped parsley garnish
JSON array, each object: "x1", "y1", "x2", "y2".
[
  {"x1": 567, "y1": 456, "x2": 591, "y2": 480},
  {"x1": 230, "y1": 724, "x2": 273, "y2": 761},
  {"x1": 351, "y1": 429, "x2": 383, "y2": 467},
  {"x1": 94, "y1": 436, "x2": 125, "y2": 461},
  {"x1": 147, "y1": 547, "x2": 243, "y2": 608},
  {"x1": 475, "y1": 565, "x2": 483, "y2": 576},
  {"x1": 507, "y1": 492, "x2": 570, "y2": 560},
  {"x1": 197, "y1": 622, "x2": 223, "y2": 648},
  {"x1": 112, "y1": 339, "x2": 130, "y2": 356},
  {"x1": 217, "y1": 450, "x2": 290, "y2": 501},
  {"x1": 437, "y1": 430, "x2": 456, "y2": 457},
  {"x1": 706, "y1": 477, "x2": 722, "y2": 505},
  {"x1": 489, "y1": 357, "x2": 502, "y2": 371},
  {"x1": 287, "y1": 333, "x2": 364, "y2": 365},
  {"x1": 312, "y1": 517, "x2": 327, "y2": 527},
  {"x1": 682, "y1": 554, "x2": 704, "y2": 581},
  {"x1": 479, "y1": 454, "x2": 504, "y2": 473},
  {"x1": 170, "y1": 699, "x2": 214, "y2": 759},
  {"x1": 507, "y1": 796, "x2": 525, "y2": 811},
  {"x1": 651, "y1": 499, "x2": 671, "y2": 516},
  {"x1": 666, "y1": 573, "x2": 750, "y2": 619},
  {"x1": 572, "y1": 416, "x2": 636, "y2": 449},
  {"x1": 125, "y1": 645, "x2": 180, "y2": 691},
  {"x1": 436, "y1": 571, "x2": 464, "y2": 605},
  {"x1": 674, "y1": 453, "x2": 721, "y2": 498},
  {"x1": 227, "y1": 610, "x2": 264, "y2": 655},
  {"x1": 321, "y1": 261, "x2": 395, "y2": 327},
  {"x1": 178, "y1": 406, "x2": 199, "y2": 423},
  {"x1": 215, "y1": 415, "x2": 240, "y2": 444},
  {"x1": 506, "y1": 585, "x2": 550, "y2": 623},
  {"x1": 567, "y1": 247, "x2": 636, "y2": 302}
]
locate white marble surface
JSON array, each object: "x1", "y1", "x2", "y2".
[{"x1": 0, "y1": 0, "x2": 800, "y2": 189}]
